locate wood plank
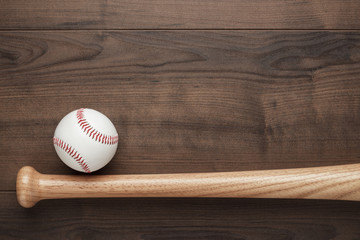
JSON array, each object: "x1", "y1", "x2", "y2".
[
  {"x1": 1, "y1": 192, "x2": 360, "y2": 239},
  {"x1": 1, "y1": 0, "x2": 360, "y2": 30},
  {"x1": 1, "y1": 31, "x2": 360, "y2": 190}
]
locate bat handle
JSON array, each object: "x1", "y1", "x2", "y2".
[{"x1": 17, "y1": 164, "x2": 360, "y2": 208}]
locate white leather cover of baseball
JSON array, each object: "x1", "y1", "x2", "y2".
[{"x1": 53, "y1": 108, "x2": 118, "y2": 173}]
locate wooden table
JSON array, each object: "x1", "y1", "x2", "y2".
[{"x1": 1, "y1": 1, "x2": 360, "y2": 239}]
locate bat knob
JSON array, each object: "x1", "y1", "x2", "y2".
[{"x1": 16, "y1": 166, "x2": 41, "y2": 208}]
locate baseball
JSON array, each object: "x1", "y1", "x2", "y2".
[{"x1": 53, "y1": 108, "x2": 118, "y2": 173}]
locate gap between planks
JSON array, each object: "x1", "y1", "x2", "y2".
[{"x1": 0, "y1": 28, "x2": 360, "y2": 32}]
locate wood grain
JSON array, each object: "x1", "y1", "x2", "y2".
[
  {"x1": 1, "y1": 0, "x2": 360, "y2": 238},
  {"x1": 1, "y1": 31, "x2": 360, "y2": 191},
  {"x1": 16, "y1": 164, "x2": 360, "y2": 208},
  {"x1": 1, "y1": 0, "x2": 360, "y2": 30},
  {"x1": 1, "y1": 192, "x2": 360, "y2": 239}
]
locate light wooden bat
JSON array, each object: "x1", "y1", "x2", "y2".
[{"x1": 17, "y1": 164, "x2": 360, "y2": 208}]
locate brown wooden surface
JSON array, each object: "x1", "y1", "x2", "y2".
[
  {"x1": 1, "y1": 194, "x2": 360, "y2": 239},
  {"x1": 1, "y1": 0, "x2": 360, "y2": 239},
  {"x1": 1, "y1": 0, "x2": 360, "y2": 30}
]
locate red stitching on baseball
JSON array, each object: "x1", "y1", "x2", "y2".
[
  {"x1": 76, "y1": 108, "x2": 118, "y2": 145},
  {"x1": 53, "y1": 137, "x2": 91, "y2": 173}
]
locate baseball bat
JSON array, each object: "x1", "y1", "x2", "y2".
[{"x1": 17, "y1": 164, "x2": 360, "y2": 208}]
